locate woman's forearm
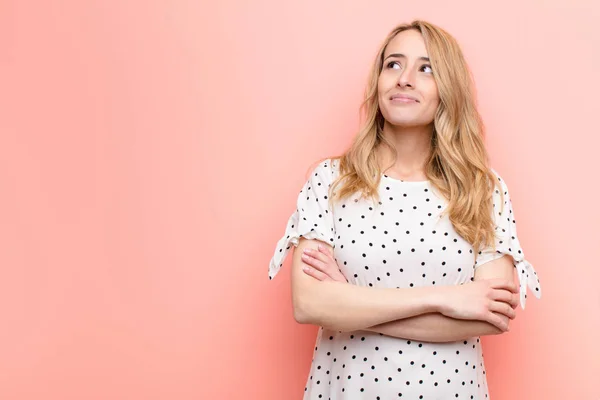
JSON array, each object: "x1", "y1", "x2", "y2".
[
  {"x1": 293, "y1": 242, "x2": 451, "y2": 332},
  {"x1": 298, "y1": 280, "x2": 445, "y2": 332},
  {"x1": 363, "y1": 312, "x2": 503, "y2": 343},
  {"x1": 295, "y1": 245, "x2": 511, "y2": 334}
]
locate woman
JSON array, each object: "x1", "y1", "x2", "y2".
[{"x1": 268, "y1": 20, "x2": 542, "y2": 399}]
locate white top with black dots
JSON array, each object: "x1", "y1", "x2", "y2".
[{"x1": 269, "y1": 158, "x2": 541, "y2": 400}]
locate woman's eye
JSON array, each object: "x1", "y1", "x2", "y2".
[{"x1": 386, "y1": 61, "x2": 432, "y2": 73}]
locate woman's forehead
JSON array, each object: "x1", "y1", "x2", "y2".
[{"x1": 384, "y1": 31, "x2": 429, "y2": 59}]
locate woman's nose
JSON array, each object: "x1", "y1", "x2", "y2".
[{"x1": 398, "y1": 69, "x2": 415, "y2": 88}]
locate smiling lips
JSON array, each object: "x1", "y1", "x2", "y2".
[{"x1": 390, "y1": 94, "x2": 419, "y2": 103}]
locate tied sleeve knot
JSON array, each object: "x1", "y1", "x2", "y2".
[
  {"x1": 268, "y1": 159, "x2": 337, "y2": 280},
  {"x1": 475, "y1": 168, "x2": 542, "y2": 309},
  {"x1": 514, "y1": 258, "x2": 542, "y2": 309},
  {"x1": 268, "y1": 209, "x2": 333, "y2": 279}
]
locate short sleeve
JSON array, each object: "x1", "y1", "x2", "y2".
[
  {"x1": 474, "y1": 169, "x2": 542, "y2": 309},
  {"x1": 268, "y1": 159, "x2": 337, "y2": 280}
]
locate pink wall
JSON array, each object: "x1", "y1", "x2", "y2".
[{"x1": 1, "y1": 1, "x2": 598, "y2": 399}]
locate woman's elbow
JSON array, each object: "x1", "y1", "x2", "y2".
[
  {"x1": 293, "y1": 302, "x2": 311, "y2": 324},
  {"x1": 292, "y1": 294, "x2": 318, "y2": 325}
]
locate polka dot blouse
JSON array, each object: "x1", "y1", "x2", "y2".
[{"x1": 268, "y1": 158, "x2": 542, "y2": 399}]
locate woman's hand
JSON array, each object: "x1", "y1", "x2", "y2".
[
  {"x1": 300, "y1": 245, "x2": 348, "y2": 283},
  {"x1": 437, "y1": 279, "x2": 519, "y2": 332}
]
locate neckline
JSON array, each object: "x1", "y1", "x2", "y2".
[{"x1": 382, "y1": 173, "x2": 430, "y2": 185}]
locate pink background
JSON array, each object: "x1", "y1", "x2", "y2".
[{"x1": 1, "y1": 1, "x2": 598, "y2": 399}]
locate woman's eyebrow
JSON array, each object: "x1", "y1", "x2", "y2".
[{"x1": 384, "y1": 53, "x2": 430, "y2": 62}]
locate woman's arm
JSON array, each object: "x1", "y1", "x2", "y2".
[
  {"x1": 294, "y1": 239, "x2": 517, "y2": 333},
  {"x1": 293, "y1": 239, "x2": 441, "y2": 331},
  {"x1": 361, "y1": 255, "x2": 517, "y2": 342},
  {"x1": 362, "y1": 312, "x2": 505, "y2": 342}
]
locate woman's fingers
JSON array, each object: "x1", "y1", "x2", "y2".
[
  {"x1": 492, "y1": 289, "x2": 514, "y2": 306},
  {"x1": 490, "y1": 278, "x2": 518, "y2": 294},
  {"x1": 487, "y1": 312, "x2": 510, "y2": 332},
  {"x1": 510, "y1": 293, "x2": 520, "y2": 309},
  {"x1": 301, "y1": 251, "x2": 328, "y2": 272},
  {"x1": 491, "y1": 287, "x2": 520, "y2": 310},
  {"x1": 302, "y1": 264, "x2": 330, "y2": 281},
  {"x1": 503, "y1": 291, "x2": 519, "y2": 309},
  {"x1": 318, "y1": 244, "x2": 334, "y2": 258},
  {"x1": 303, "y1": 248, "x2": 333, "y2": 274},
  {"x1": 301, "y1": 250, "x2": 336, "y2": 282},
  {"x1": 302, "y1": 246, "x2": 348, "y2": 283},
  {"x1": 489, "y1": 300, "x2": 516, "y2": 320}
]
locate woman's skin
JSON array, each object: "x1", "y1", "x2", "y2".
[
  {"x1": 376, "y1": 29, "x2": 439, "y2": 181},
  {"x1": 291, "y1": 29, "x2": 519, "y2": 342}
]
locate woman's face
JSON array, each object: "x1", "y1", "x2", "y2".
[{"x1": 377, "y1": 29, "x2": 440, "y2": 129}]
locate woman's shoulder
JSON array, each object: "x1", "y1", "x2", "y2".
[
  {"x1": 307, "y1": 156, "x2": 342, "y2": 182},
  {"x1": 489, "y1": 167, "x2": 502, "y2": 181},
  {"x1": 315, "y1": 156, "x2": 341, "y2": 170},
  {"x1": 488, "y1": 167, "x2": 510, "y2": 192}
]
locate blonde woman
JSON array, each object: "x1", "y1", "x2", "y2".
[{"x1": 268, "y1": 20, "x2": 541, "y2": 399}]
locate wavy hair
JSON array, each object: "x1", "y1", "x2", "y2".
[{"x1": 311, "y1": 20, "x2": 503, "y2": 262}]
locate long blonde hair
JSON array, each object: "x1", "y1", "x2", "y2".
[{"x1": 311, "y1": 20, "x2": 503, "y2": 261}]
